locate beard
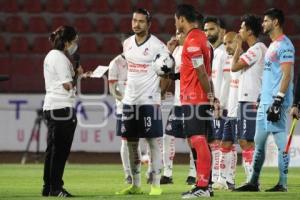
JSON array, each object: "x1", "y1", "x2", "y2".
[
  {"x1": 208, "y1": 35, "x2": 218, "y2": 44},
  {"x1": 263, "y1": 26, "x2": 272, "y2": 34}
]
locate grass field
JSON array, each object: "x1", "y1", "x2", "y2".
[{"x1": 0, "y1": 164, "x2": 299, "y2": 200}]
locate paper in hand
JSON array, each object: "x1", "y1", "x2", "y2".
[{"x1": 90, "y1": 65, "x2": 109, "y2": 78}]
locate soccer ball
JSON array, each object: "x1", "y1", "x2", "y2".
[{"x1": 152, "y1": 51, "x2": 175, "y2": 75}]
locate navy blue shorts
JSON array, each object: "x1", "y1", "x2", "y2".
[
  {"x1": 182, "y1": 104, "x2": 213, "y2": 138},
  {"x1": 121, "y1": 104, "x2": 163, "y2": 138},
  {"x1": 211, "y1": 109, "x2": 227, "y2": 141},
  {"x1": 237, "y1": 102, "x2": 257, "y2": 141},
  {"x1": 222, "y1": 117, "x2": 238, "y2": 143},
  {"x1": 165, "y1": 106, "x2": 185, "y2": 138}
]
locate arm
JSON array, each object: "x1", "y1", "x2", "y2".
[
  {"x1": 195, "y1": 65, "x2": 212, "y2": 94},
  {"x1": 109, "y1": 81, "x2": 123, "y2": 101},
  {"x1": 231, "y1": 35, "x2": 247, "y2": 72},
  {"x1": 279, "y1": 62, "x2": 292, "y2": 95},
  {"x1": 160, "y1": 76, "x2": 172, "y2": 99}
]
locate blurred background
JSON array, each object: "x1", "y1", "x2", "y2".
[{"x1": 0, "y1": 0, "x2": 299, "y2": 165}]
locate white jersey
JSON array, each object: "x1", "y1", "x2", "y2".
[
  {"x1": 43, "y1": 49, "x2": 75, "y2": 111},
  {"x1": 211, "y1": 44, "x2": 228, "y2": 100},
  {"x1": 226, "y1": 56, "x2": 241, "y2": 117},
  {"x1": 238, "y1": 42, "x2": 267, "y2": 102},
  {"x1": 173, "y1": 45, "x2": 183, "y2": 106},
  {"x1": 108, "y1": 54, "x2": 127, "y2": 114},
  {"x1": 122, "y1": 34, "x2": 168, "y2": 105},
  {"x1": 219, "y1": 54, "x2": 231, "y2": 109}
]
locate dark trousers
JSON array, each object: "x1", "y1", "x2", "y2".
[{"x1": 43, "y1": 107, "x2": 77, "y2": 191}]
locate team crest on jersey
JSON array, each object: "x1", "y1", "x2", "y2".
[
  {"x1": 187, "y1": 46, "x2": 200, "y2": 53},
  {"x1": 143, "y1": 48, "x2": 149, "y2": 56}
]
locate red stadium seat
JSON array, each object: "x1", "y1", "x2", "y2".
[
  {"x1": 284, "y1": 18, "x2": 297, "y2": 36},
  {"x1": 95, "y1": 17, "x2": 115, "y2": 33},
  {"x1": 101, "y1": 36, "x2": 122, "y2": 54},
  {"x1": 4, "y1": 16, "x2": 25, "y2": 33},
  {"x1": 0, "y1": 36, "x2": 6, "y2": 53},
  {"x1": 68, "y1": 0, "x2": 88, "y2": 13},
  {"x1": 78, "y1": 36, "x2": 98, "y2": 53},
  {"x1": 163, "y1": 18, "x2": 176, "y2": 35},
  {"x1": 74, "y1": 17, "x2": 93, "y2": 33},
  {"x1": 202, "y1": 0, "x2": 223, "y2": 15},
  {"x1": 51, "y1": 16, "x2": 71, "y2": 30},
  {"x1": 247, "y1": 0, "x2": 268, "y2": 13},
  {"x1": 45, "y1": 0, "x2": 65, "y2": 13},
  {"x1": 294, "y1": 39, "x2": 300, "y2": 57},
  {"x1": 23, "y1": 0, "x2": 42, "y2": 13},
  {"x1": 32, "y1": 37, "x2": 52, "y2": 54},
  {"x1": 28, "y1": 16, "x2": 49, "y2": 33},
  {"x1": 0, "y1": 57, "x2": 11, "y2": 74},
  {"x1": 183, "y1": 0, "x2": 200, "y2": 9},
  {"x1": 9, "y1": 37, "x2": 29, "y2": 53},
  {"x1": 112, "y1": 0, "x2": 132, "y2": 14},
  {"x1": 135, "y1": 0, "x2": 155, "y2": 11},
  {"x1": 90, "y1": 0, "x2": 110, "y2": 13},
  {"x1": 119, "y1": 17, "x2": 132, "y2": 33},
  {"x1": 150, "y1": 17, "x2": 160, "y2": 34},
  {"x1": 273, "y1": 0, "x2": 291, "y2": 14},
  {"x1": 157, "y1": 0, "x2": 177, "y2": 14},
  {"x1": 223, "y1": 0, "x2": 247, "y2": 15},
  {"x1": 0, "y1": 0, "x2": 19, "y2": 12}
]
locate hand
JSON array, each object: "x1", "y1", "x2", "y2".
[
  {"x1": 267, "y1": 95, "x2": 284, "y2": 122},
  {"x1": 235, "y1": 34, "x2": 243, "y2": 48},
  {"x1": 81, "y1": 71, "x2": 93, "y2": 78},
  {"x1": 290, "y1": 105, "x2": 300, "y2": 120},
  {"x1": 167, "y1": 36, "x2": 178, "y2": 53}
]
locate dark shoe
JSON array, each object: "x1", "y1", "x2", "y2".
[
  {"x1": 42, "y1": 187, "x2": 49, "y2": 197},
  {"x1": 160, "y1": 176, "x2": 173, "y2": 184},
  {"x1": 49, "y1": 188, "x2": 74, "y2": 197},
  {"x1": 227, "y1": 181, "x2": 236, "y2": 190},
  {"x1": 185, "y1": 176, "x2": 196, "y2": 185},
  {"x1": 233, "y1": 182, "x2": 260, "y2": 192},
  {"x1": 265, "y1": 184, "x2": 287, "y2": 192},
  {"x1": 182, "y1": 186, "x2": 210, "y2": 198},
  {"x1": 125, "y1": 175, "x2": 132, "y2": 184},
  {"x1": 208, "y1": 184, "x2": 214, "y2": 197}
]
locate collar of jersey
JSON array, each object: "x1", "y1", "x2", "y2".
[{"x1": 135, "y1": 34, "x2": 151, "y2": 47}]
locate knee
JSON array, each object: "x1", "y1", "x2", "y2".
[{"x1": 220, "y1": 141, "x2": 232, "y2": 149}]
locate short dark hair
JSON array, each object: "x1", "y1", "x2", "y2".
[
  {"x1": 241, "y1": 14, "x2": 262, "y2": 37},
  {"x1": 175, "y1": 4, "x2": 197, "y2": 23},
  {"x1": 195, "y1": 11, "x2": 204, "y2": 29},
  {"x1": 264, "y1": 8, "x2": 285, "y2": 27},
  {"x1": 49, "y1": 26, "x2": 77, "y2": 50},
  {"x1": 134, "y1": 8, "x2": 152, "y2": 23},
  {"x1": 203, "y1": 16, "x2": 225, "y2": 29}
]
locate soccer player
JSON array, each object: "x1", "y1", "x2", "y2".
[
  {"x1": 116, "y1": 8, "x2": 168, "y2": 196},
  {"x1": 108, "y1": 54, "x2": 132, "y2": 184},
  {"x1": 234, "y1": 8, "x2": 294, "y2": 192},
  {"x1": 212, "y1": 31, "x2": 240, "y2": 190},
  {"x1": 160, "y1": 31, "x2": 196, "y2": 185},
  {"x1": 231, "y1": 14, "x2": 267, "y2": 183},
  {"x1": 175, "y1": 4, "x2": 214, "y2": 198},
  {"x1": 203, "y1": 16, "x2": 228, "y2": 183}
]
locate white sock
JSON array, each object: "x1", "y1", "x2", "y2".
[
  {"x1": 162, "y1": 134, "x2": 175, "y2": 177},
  {"x1": 210, "y1": 142, "x2": 220, "y2": 183},
  {"x1": 127, "y1": 141, "x2": 141, "y2": 187},
  {"x1": 218, "y1": 146, "x2": 231, "y2": 184},
  {"x1": 147, "y1": 137, "x2": 163, "y2": 187},
  {"x1": 120, "y1": 139, "x2": 131, "y2": 178},
  {"x1": 227, "y1": 145, "x2": 237, "y2": 184},
  {"x1": 188, "y1": 148, "x2": 196, "y2": 177}
]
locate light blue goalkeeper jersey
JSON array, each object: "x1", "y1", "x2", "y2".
[{"x1": 260, "y1": 34, "x2": 295, "y2": 107}]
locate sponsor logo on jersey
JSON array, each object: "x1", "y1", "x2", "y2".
[{"x1": 187, "y1": 46, "x2": 200, "y2": 53}]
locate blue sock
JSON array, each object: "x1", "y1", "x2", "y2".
[
  {"x1": 250, "y1": 130, "x2": 269, "y2": 185},
  {"x1": 273, "y1": 132, "x2": 290, "y2": 187}
]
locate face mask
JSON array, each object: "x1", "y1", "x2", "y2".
[{"x1": 67, "y1": 42, "x2": 78, "y2": 55}]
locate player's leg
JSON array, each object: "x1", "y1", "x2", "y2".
[
  {"x1": 210, "y1": 119, "x2": 221, "y2": 183},
  {"x1": 266, "y1": 108, "x2": 289, "y2": 192},
  {"x1": 116, "y1": 105, "x2": 142, "y2": 195},
  {"x1": 186, "y1": 141, "x2": 196, "y2": 185},
  {"x1": 234, "y1": 104, "x2": 268, "y2": 192},
  {"x1": 161, "y1": 108, "x2": 176, "y2": 184},
  {"x1": 181, "y1": 105, "x2": 211, "y2": 198},
  {"x1": 238, "y1": 102, "x2": 256, "y2": 182},
  {"x1": 140, "y1": 105, "x2": 164, "y2": 195}
]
